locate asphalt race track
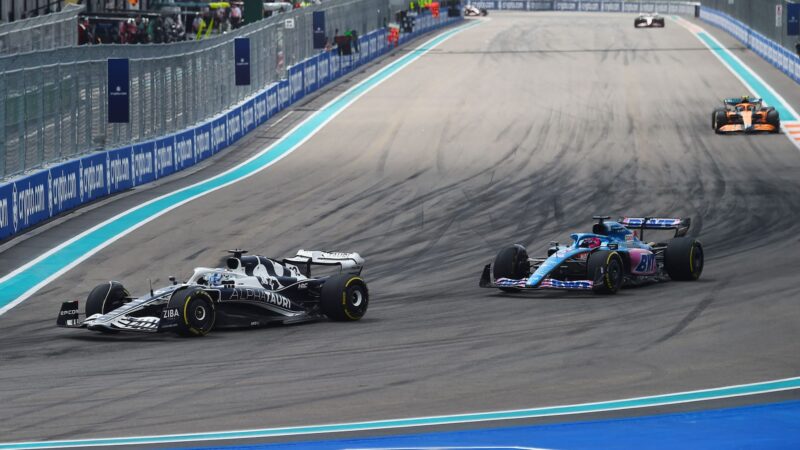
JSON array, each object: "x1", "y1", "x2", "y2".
[{"x1": 2, "y1": 12, "x2": 800, "y2": 445}]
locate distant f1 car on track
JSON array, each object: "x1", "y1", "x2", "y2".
[
  {"x1": 57, "y1": 249, "x2": 369, "y2": 336},
  {"x1": 712, "y1": 96, "x2": 780, "y2": 134},
  {"x1": 480, "y1": 216, "x2": 703, "y2": 295},
  {"x1": 464, "y1": 4, "x2": 488, "y2": 16},
  {"x1": 634, "y1": 13, "x2": 665, "y2": 28}
]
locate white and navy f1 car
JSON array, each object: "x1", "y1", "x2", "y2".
[
  {"x1": 480, "y1": 216, "x2": 703, "y2": 295},
  {"x1": 464, "y1": 4, "x2": 488, "y2": 16},
  {"x1": 57, "y1": 249, "x2": 369, "y2": 337},
  {"x1": 634, "y1": 13, "x2": 665, "y2": 28}
]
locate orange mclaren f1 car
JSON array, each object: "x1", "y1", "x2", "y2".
[{"x1": 712, "y1": 96, "x2": 780, "y2": 134}]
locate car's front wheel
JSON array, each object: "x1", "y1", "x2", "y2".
[
  {"x1": 587, "y1": 251, "x2": 624, "y2": 294},
  {"x1": 85, "y1": 281, "x2": 129, "y2": 317},
  {"x1": 493, "y1": 245, "x2": 530, "y2": 292},
  {"x1": 167, "y1": 287, "x2": 216, "y2": 336}
]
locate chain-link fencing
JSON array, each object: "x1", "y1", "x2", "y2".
[
  {"x1": 0, "y1": 4, "x2": 83, "y2": 57},
  {"x1": 0, "y1": 0, "x2": 388, "y2": 179}
]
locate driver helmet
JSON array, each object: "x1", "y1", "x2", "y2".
[
  {"x1": 579, "y1": 237, "x2": 602, "y2": 249},
  {"x1": 741, "y1": 95, "x2": 750, "y2": 103}
]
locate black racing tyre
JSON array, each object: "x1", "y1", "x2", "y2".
[
  {"x1": 321, "y1": 274, "x2": 369, "y2": 321},
  {"x1": 480, "y1": 8, "x2": 487, "y2": 16},
  {"x1": 168, "y1": 287, "x2": 216, "y2": 336},
  {"x1": 664, "y1": 237, "x2": 704, "y2": 281},
  {"x1": 712, "y1": 108, "x2": 727, "y2": 132},
  {"x1": 493, "y1": 244, "x2": 530, "y2": 292},
  {"x1": 586, "y1": 250, "x2": 624, "y2": 295},
  {"x1": 766, "y1": 108, "x2": 780, "y2": 133},
  {"x1": 85, "y1": 281, "x2": 129, "y2": 317}
]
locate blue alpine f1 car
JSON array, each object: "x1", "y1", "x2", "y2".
[{"x1": 479, "y1": 216, "x2": 703, "y2": 294}]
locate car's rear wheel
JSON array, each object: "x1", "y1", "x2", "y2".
[
  {"x1": 493, "y1": 245, "x2": 530, "y2": 292},
  {"x1": 321, "y1": 274, "x2": 369, "y2": 321},
  {"x1": 168, "y1": 287, "x2": 216, "y2": 336},
  {"x1": 665, "y1": 237, "x2": 704, "y2": 281},
  {"x1": 587, "y1": 251, "x2": 624, "y2": 295},
  {"x1": 85, "y1": 281, "x2": 129, "y2": 317}
]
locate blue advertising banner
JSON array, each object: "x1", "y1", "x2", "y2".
[
  {"x1": 48, "y1": 160, "x2": 81, "y2": 218},
  {"x1": 255, "y1": 92, "x2": 268, "y2": 125},
  {"x1": 789, "y1": 3, "x2": 800, "y2": 36},
  {"x1": 0, "y1": 182, "x2": 12, "y2": 239},
  {"x1": 226, "y1": 107, "x2": 243, "y2": 145},
  {"x1": 234, "y1": 38, "x2": 251, "y2": 86},
  {"x1": 155, "y1": 135, "x2": 176, "y2": 179},
  {"x1": 107, "y1": 58, "x2": 130, "y2": 123},
  {"x1": 304, "y1": 56, "x2": 318, "y2": 95},
  {"x1": 369, "y1": 34, "x2": 377, "y2": 60},
  {"x1": 210, "y1": 116, "x2": 227, "y2": 154},
  {"x1": 106, "y1": 146, "x2": 132, "y2": 194},
  {"x1": 278, "y1": 79, "x2": 290, "y2": 111},
  {"x1": 289, "y1": 64, "x2": 304, "y2": 104},
  {"x1": 131, "y1": 141, "x2": 156, "y2": 187},
  {"x1": 330, "y1": 51, "x2": 340, "y2": 80},
  {"x1": 11, "y1": 171, "x2": 49, "y2": 235},
  {"x1": 174, "y1": 128, "x2": 196, "y2": 170},
  {"x1": 267, "y1": 83, "x2": 279, "y2": 118},
  {"x1": 241, "y1": 99, "x2": 256, "y2": 134},
  {"x1": 318, "y1": 52, "x2": 330, "y2": 86},
  {"x1": 341, "y1": 51, "x2": 351, "y2": 74},
  {"x1": 313, "y1": 11, "x2": 326, "y2": 49},
  {"x1": 79, "y1": 151, "x2": 107, "y2": 203}
]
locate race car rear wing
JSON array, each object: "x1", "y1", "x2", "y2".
[
  {"x1": 619, "y1": 217, "x2": 690, "y2": 240},
  {"x1": 283, "y1": 250, "x2": 364, "y2": 277}
]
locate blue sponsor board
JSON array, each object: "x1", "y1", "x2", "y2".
[
  {"x1": 278, "y1": 79, "x2": 290, "y2": 111},
  {"x1": 107, "y1": 58, "x2": 130, "y2": 123},
  {"x1": 369, "y1": 34, "x2": 377, "y2": 59},
  {"x1": 210, "y1": 116, "x2": 228, "y2": 154},
  {"x1": 289, "y1": 64, "x2": 304, "y2": 104},
  {"x1": 602, "y1": 1, "x2": 622, "y2": 12},
  {"x1": 106, "y1": 146, "x2": 132, "y2": 194},
  {"x1": 623, "y1": 1, "x2": 640, "y2": 12},
  {"x1": 340, "y1": 51, "x2": 351, "y2": 75},
  {"x1": 241, "y1": 99, "x2": 256, "y2": 134},
  {"x1": 226, "y1": 107, "x2": 243, "y2": 145},
  {"x1": 555, "y1": 1, "x2": 577, "y2": 11},
  {"x1": 789, "y1": 3, "x2": 800, "y2": 36},
  {"x1": 500, "y1": 1, "x2": 526, "y2": 10},
  {"x1": 579, "y1": 1, "x2": 601, "y2": 11},
  {"x1": 254, "y1": 92, "x2": 268, "y2": 125},
  {"x1": 530, "y1": 1, "x2": 554, "y2": 10},
  {"x1": 313, "y1": 11, "x2": 326, "y2": 49},
  {"x1": 318, "y1": 52, "x2": 330, "y2": 86},
  {"x1": 330, "y1": 51, "x2": 340, "y2": 80},
  {"x1": 79, "y1": 151, "x2": 107, "y2": 203},
  {"x1": 174, "y1": 128, "x2": 196, "y2": 171},
  {"x1": 266, "y1": 83, "x2": 279, "y2": 118},
  {"x1": 131, "y1": 141, "x2": 156, "y2": 187},
  {"x1": 234, "y1": 38, "x2": 251, "y2": 86},
  {"x1": 48, "y1": 160, "x2": 81, "y2": 218},
  {"x1": 154, "y1": 135, "x2": 176, "y2": 179},
  {"x1": 304, "y1": 56, "x2": 318, "y2": 95},
  {"x1": 0, "y1": 182, "x2": 12, "y2": 239},
  {"x1": 9, "y1": 171, "x2": 49, "y2": 235}
]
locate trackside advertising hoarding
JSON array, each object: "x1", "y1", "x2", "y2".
[
  {"x1": 0, "y1": 15, "x2": 464, "y2": 241},
  {"x1": 470, "y1": 0, "x2": 696, "y2": 14}
]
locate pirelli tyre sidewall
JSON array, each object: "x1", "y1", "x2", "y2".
[
  {"x1": 321, "y1": 274, "x2": 369, "y2": 321},
  {"x1": 713, "y1": 108, "x2": 727, "y2": 132},
  {"x1": 665, "y1": 237, "x2": 704, "y2": 281},
  {"x1": 587, "y1": 250, "x2": 624, "y2": 294},
  {"x1": 493, "y1": 244, "x2": 530, "y2": 292},
  {"x1": 85, "y1": 281, "x2": 130, "y2": 316},
  {"x1": 167, "y1": 287, "x2": 216, "y2": 337}
]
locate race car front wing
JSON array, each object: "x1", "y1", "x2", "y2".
[{"x1": 479, "y1": 264, "x2": 594, "y2": 290}]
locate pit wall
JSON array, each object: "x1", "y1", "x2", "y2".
[{"x1": 0, "y1": 14, "x2": 462, "y2": 241}]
